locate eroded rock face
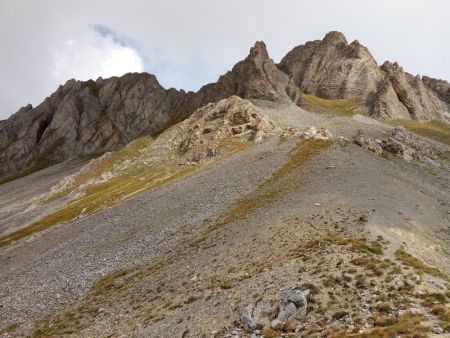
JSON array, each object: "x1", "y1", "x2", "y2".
[
  {"x1": 279, "y1": 32, "x2": 450, "y2": 121},
  {"x1": 279, "y1": 31, "x2": 384, "y2": 104},
  {"x1": 0, "y1": 74, "x2": 192, "y2": 178},
  {"x1": 0, "y1": 42, "x2": 290, "y2": 178},
  {"x1": 375, "y1": 62, "x2": 448, "y2": 121}
]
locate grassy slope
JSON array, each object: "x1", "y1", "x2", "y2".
[
  {"x1": 300, "y1": 93, "x2": 364, "y2": 117},
  {"x1": 0, "y1": 137, "x2": 249, "y2": 248}
]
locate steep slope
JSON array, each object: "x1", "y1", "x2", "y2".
[{"x1": 0, "y1": 99, "x2": 449, "y2": 337}]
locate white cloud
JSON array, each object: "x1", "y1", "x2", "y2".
[
  {"x1": 0, "y1": 0, "x2": 449, "y2": 119},
  {"x1": 50, "y1": 27, "x2": 144, "y2": 83}
]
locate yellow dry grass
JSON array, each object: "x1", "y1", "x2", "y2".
[{"x1": 300, "y1": 93, "x2": 363, "y2": 117}]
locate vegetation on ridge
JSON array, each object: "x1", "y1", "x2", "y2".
[{"x1": 300, "y1": 93, "x2": 364, "y2": 117}]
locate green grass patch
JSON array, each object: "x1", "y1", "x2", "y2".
[
  {"x1": 300, "y1": 93, "x2": 363, "y2": 117},
  {"x1": 386, "y1": 119, "x2": 450, "y2": 145}
]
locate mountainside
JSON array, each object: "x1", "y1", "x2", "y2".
[
  {"x1": 1, "y1": 32, "x2": 449, "y2": 179},
  {"x1": 1, "y1": 32, "x2": 450, "y2": 338}
]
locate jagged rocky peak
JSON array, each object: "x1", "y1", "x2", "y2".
[
  {"x1": 279, "y1": 31, "x2": 384, "y2": 102},
  {"x1": 375, "y1": 61, "x2": 449, "y2": 120},
  {"x1": 422, "y1": 76, "x2": 450, "y2": 104},
  {"x1": 322, "y1": 31, "x2": 348, "y2": 45},
  {"x1": 0, "y1": 72, "x2": 192, "y2": 178},
  {"x1": 249, "y1": 40, "x2": 270, "y2": 59}
]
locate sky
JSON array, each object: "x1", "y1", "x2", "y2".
[{"x1": 0, "y1": 0, "x2": 449, "y2": 119}]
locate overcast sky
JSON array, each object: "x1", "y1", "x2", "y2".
[{"x1": 1, "y1": 0, "x2": 449, "y2": 119}]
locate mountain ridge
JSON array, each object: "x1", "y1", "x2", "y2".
[{"x1": 1, "y1": 31, "x2": 449, "y2": 179}]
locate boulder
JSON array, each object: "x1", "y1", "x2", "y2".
[{"x1": 354, "y1": 131, "x2": 383, "y2": 156}]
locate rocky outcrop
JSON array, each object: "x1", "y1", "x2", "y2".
[
  {"x1": 279, "y1": 31, "x2": 384, "y2": 106},
  {"x1": 192, "y1": 41, "x2": 289, "y2": 107},
  {"x1": 178, "y1": 96, "x2": 276, "y2": 162},
  {"x1": 354, "y1": 126, "x2": 444, "y2": 163},
  {"x1": 278, "y1": 32, "x2": 449, "y2": 121},
  {"x1": 240, "y1": 285, "x2": 310, "y2": 334},
  {"x1": 0, "y1": 73, "x2": 191, "y2": 178},
  {"x1": 374, "y1": 62, "x2": 449, "y2": 121},
  {"x1": 422, "y1": 76, "x2": 450, "y2": 106}
]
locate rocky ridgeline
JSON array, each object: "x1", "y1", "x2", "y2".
[{"x1": 1, "y1": 32, "x2": 449, "y2": 178}]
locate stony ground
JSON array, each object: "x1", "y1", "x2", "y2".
[{"x1": 0, "y1": 101, "x2": 449, "y2": 337}]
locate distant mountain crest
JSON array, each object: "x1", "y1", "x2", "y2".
[{"x1": 1, "y1": 31, "x2": 449, "y2": 178}]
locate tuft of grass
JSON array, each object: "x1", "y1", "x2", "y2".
[
  {"x1": 386, "y1": 119, "x2": 450, "y2": 145},
  {"x1": 395, "y1": 248, "x2": 450, "y2": 281},
  {"x1": 0, "y1": 322, "x2": 19, "y2": 335},
  {"x1": 372, "y1": 314, "x2": 398, "y2": 327},
  {"x1": 348, "y1": 238, "x2": 383, "y2": 255},
  {"x1": 351, "y1": 256, "x2": 390, "y2": 276},
  {"x1": 300, "y1": 93, "x2": 363, "y2": 117},
  {"x1": 329, "y1": 313, "x2": 428, "y2": 338},
  {"x1": 220, "y1": 279, "x2": 235, "y2": 290}
]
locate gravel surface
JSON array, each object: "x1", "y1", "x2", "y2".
[{"x1": 0, "y1": 102, "x2": 449, "y2": 337}]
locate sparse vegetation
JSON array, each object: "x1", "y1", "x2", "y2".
[
  {"x1": 300, "y1": 93, "x2": 363, "y2": 117},
  {"x1": 395, "y1": 248, "x2": 450, "y2": 281},
  {"x1": 386, "y1": 119, "x2": 450, "y2": 145},
  {"x1": 45, "y1": 136, "x2": 154, "y2": 203},
  {"x1": 0, "y1": 322, "x2": 19, "y2": 335},
  {"x1": 220, "y1": 279, "x2": 235, "y2": 289},
  {"x1": 351, "y1": 256, "x2": 390, "y2": 276},
  {"x1": 211, "y1": 139, "x2": 331, "y2": 228},
  {"x1": 330, "y1": 313, "x2": 428, "y2": 338}
]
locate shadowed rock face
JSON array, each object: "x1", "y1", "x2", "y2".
[
  {"x1": 0, "y1": 74, "x2": 192, "y2": 177},
  {"x1": 1, "y1": 32, "x2": 449, "y2": 178}
]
